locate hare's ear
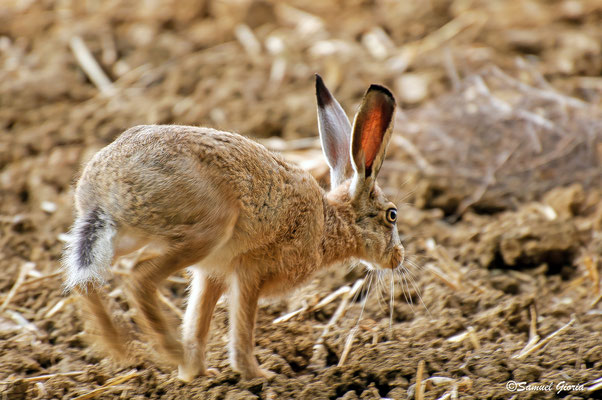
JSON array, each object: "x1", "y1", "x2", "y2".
[
  {"x1": 315, "y1": 74, "x2": 352, "y2": 189},
  {"x1": 350, "y1": 84, "x2": 396, "y2": 195}
]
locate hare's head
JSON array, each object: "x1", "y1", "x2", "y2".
[{"x1": 316, "y1": 75, "x2": 404, "y2": 270}]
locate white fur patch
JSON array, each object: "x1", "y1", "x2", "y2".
[
  {"x1": 62, "y1": 213, "x2": 116, "y2": 291},
  {"x1": 349, "y1": 173, "x2": 363, "y2": 199}
]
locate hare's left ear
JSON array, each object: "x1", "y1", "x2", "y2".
[
  {"x1": 350, "y1": 84, "x2": 396, "y2": 195},
  {"x1": 315, "y1": 74, "x2": 352, "y2": 189}
]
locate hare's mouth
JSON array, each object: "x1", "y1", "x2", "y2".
[
  {"x1": 358, "y1": 245, "x2": 405, "y2": 271},
  {"x1": 353, "y1": 254, "x2": 426, "y2": 329}
]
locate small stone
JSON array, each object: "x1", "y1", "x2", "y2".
[
  {"x1": 41, "y1": 200, "x2": 57, "y2": 213},
  {"x1": 395, "y1": 73, "x2": 430, "y2": 104},
  {"x1": 542, "y1": 184, "x2": 584, "y2": 218},
  {"x1": 513, "y1": 365, "x2": 542, "y2": 382}
]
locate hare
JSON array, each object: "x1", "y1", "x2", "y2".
[{"x1": 63, "y1": 75, "x2": 404, "y2": 381}]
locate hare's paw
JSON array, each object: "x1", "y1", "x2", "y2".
[
  {"x1": 258, "y1": 368, "x2": 276, "y2": 380},
  {"x1": 177, "y1": 366, "x2": 196, "y2": 383},
  {"x1": 239, "y1": 366, "x2": 276, "y2": 380},
  {"x1": 177, "y1": 365, "x2": 219, "y2": 383}
]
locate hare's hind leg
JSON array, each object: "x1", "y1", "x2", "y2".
[
  {"x1": 178, "y1": 269, "x2": 225, "y2": 382},
  {"x1": 128, "y1": 246, "x2": 210, "y2": 365},
  {"x1": 76, "y1": 283, "x2": 128, "y2": 359}
]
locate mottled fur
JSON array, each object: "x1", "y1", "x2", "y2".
[{"x1": 63, "y1": 76, "x2": 404, "y2": 380}]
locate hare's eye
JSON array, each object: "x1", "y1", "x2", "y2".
[{"x1": 385, "y1": 208, "x2": 397, "y2": 224}]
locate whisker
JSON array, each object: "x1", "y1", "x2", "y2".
[
  {"x1": 392, "y1": 184, "x2": 415, "y2": 204},
  {"x1": 381, "y1": 272, "x2": 392, "y2": 308},
  {"x1": 351, "y1": 270, "x2": 368, "y2": 305},
  {"x1": 400, "y1": 267, "x2": 416, "y2": 312},
  {"x1": 405, "y1": 268, "x2": 432, "y2": 318},
  {"x1": 351, "y1": 262, "x2": 376, "y2": 308},
  {"x1": 375, "y1": 271, "x2": 387, "y2": 310},
  {"x1": 406, "y1": 254, "x2": 425, "y2": 265},
  {"x1": 389, "y1": 271, "x2": 394, "y2": 330},
  {"x1": 395, "y1": 269, "x2": 411, "y2": 306},
  {"x1": 347, "y1": 260, "x2": 361, "y2": 273},
  {"x1": 398, "y1": 233, "x2": 418, "y2": 242},
  {"x1": 402, "y1": 271, "x2": 415, "y2": 310},
  {"x1": 362, "y1": 269, "x2": 374, "y2": 299},
  {"x1": 355, "y1": 271, "x2": 374, "y2": 328},
  {"x1": 405, "y1": 257, "x2": 424, "y2": 271},
  {"x1": 389, "y1": 180, "x2": 415, "y2": 205},
  {"x1": 362, "y1": 260, "x2": 376, "y2": 271}
]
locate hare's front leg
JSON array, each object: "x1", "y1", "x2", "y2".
[
  {"x1": 178, "y1": 269, "x2": 225, "y2": 382},
  {"x1": 228, "y1": 273, "x2": 275, "y2": 379}
]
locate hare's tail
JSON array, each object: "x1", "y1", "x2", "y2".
[
  {"x1": 62, "y1": 208, "x2": 129, "y2": 358},
  {"x1": 63, "y1": 207, "x2": 116, "y2": 291}
]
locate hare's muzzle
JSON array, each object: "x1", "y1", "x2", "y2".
[{"x1": 389, "y1": 245, "x2": 405, "y2": 270}]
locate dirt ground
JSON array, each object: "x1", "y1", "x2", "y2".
[{"x1": 1, "y1": 0, "x2": 601, "y2": 399}]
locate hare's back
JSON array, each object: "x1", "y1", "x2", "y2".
[{"x1": 77, "y1": 125, "x2": 321, "y2": 242}]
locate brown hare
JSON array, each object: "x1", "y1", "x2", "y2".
[{"x1": 63, "y1": 75, "x2": 404, "y2": 381}]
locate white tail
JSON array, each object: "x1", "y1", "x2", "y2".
[{"x1": 63, "y1": 208, "x2": 116, "y2": 291}]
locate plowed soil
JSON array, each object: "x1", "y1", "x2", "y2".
[{"x1": 1, "y1": 1, "x2": 601, "y2": 399}]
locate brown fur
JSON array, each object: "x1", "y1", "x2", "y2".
[{"x1": 64, "y1": 78, "x2": 404, "y2": 380}]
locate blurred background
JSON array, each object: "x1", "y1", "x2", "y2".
[{"x1": 1, "y1": 1, "x2": 601, "y2": 399}]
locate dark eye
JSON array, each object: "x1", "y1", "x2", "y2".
[{"x1": 386, "y1": 208, "x2": 397, "y2": 224}]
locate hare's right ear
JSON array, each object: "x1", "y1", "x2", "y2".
[
  {"x1": 349, "y1": 84, "x2": 396, "y2": 198},
  {"x1": 315, "y1": 74, "x2": 352, "y2": 189}
]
